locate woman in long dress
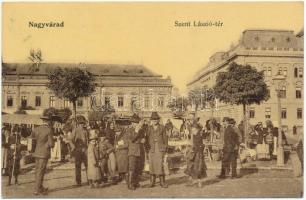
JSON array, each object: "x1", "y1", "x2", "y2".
[
  {"x1": 106, "y1": 122, "x2": 117, "y2": 183},
  {"x1": 185, "y1": 123, "x2": 207, "y2": 188},
  {"x1": 87, "y1": 130, "x2": 101, "y2": 188}
]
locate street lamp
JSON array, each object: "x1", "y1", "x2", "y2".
[{"x1": 272, "y1": 74, "x2": 286, "y2": 167}]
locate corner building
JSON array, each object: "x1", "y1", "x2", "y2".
[{"x1": 187, "y1": 29, "x2": 304, "y2": 135}]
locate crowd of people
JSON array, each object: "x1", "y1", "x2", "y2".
[
  {"x1": 2, "y1": 111, "x2": 299, "y2": 196},
  {"x1": 249, "y1": 120, "x2": 289, "y2": 161}
]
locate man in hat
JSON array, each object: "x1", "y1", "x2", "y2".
[
  {"x1": 69, "y1": 117, "x2": 89, "y2": 187},
  {"x1": 32, "y1": 115, "x2": 55, "y2": 195},
  {"x1": 217, "y1": 117, "x2": 240, "y2": 179},
  {"x1": 147, "y1": 112, "x2": 168, "y2": 188},
  {"x1": 126, "y1": 113, "x2": 144, "y2": 190}
]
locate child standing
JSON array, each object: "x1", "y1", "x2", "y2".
[{"x1": 87, "y1": 130, "x2": 101, "y2": 188}]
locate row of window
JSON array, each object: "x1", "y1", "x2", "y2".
[
  {"x1": 245, "y1": 46, "x2": 303, "y2": 51},
  {"x1": 262, "y1": 67, "x2": 303, "y2": 78},
  {"x1": 6, "y1": 95, "x2": 165, "y2": 109},
  {"x1": 249, "y1": 107, "x2": 303, "y2": 119},
  {"x1": 254, "y1": 36, "x2": 294, "y2": 43},
  {"x1": 276, "y1": 86, "x2": 302, "y2": 99},
  {"x1": 92, "y1": 96, "x2": 165, "y2": 109}
]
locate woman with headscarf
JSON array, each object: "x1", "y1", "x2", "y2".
[{"x1": 106, "y1": 121, "x2": 117, "y2": 183}]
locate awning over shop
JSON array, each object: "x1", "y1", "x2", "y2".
[{"x1": 2, "y1": 114, "x2": 43, "y2": 125}]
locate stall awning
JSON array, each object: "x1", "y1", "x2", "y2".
[{"x1": 2, "y1": 114, "x2": 43, "y2": 125}]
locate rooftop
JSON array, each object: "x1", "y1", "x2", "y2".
[{"x1": 2, "y1": 63, "x2": 162, "y2": 77}]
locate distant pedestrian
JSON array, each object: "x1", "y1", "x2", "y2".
[
  {"x1": 32, "y1": 115, "x2": 55, "y2": 195},
  {"x1": 165, "y1": 119, "x2": 174, "y2": 138}
]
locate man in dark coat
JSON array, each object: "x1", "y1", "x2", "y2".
[
  {"x1": 32, "y1": 115, "x2": 55, "y2": 195},
  {"x1": 69, "y1": 118, "x2": 89, "y2": 187},
  {"x1": 126, "y1": 114, "x2": 144, "y2": 190},
  {"x1": 147, "y1": 112, "x2": 168, "y2": 188},
  {"x1": 218, "y1": 117, "x2": 240, "y2": 179}
]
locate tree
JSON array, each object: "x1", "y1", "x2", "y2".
[
  {"x1": 47, "y1": 66, "x2": 96, "y2": 118},
  {"x1": 188, "y1": 88, "x2": 204, "y2": 111},
  {"x1": 213, "y1": 62, "x2": 270, "y2": 143},
  {"x1": 188, "y1": 87, "x2": 216, "y2": 111},
  {"x1": 57, "y1": 108, "x2": 72, "y2": 123}
]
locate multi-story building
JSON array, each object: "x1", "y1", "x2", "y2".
[
  {"x1": 187, "y1": 29, "x2": 304, "y2": 135},
  {"x1": 2, "y1": 63, "x2": 173, "y2": 117}
]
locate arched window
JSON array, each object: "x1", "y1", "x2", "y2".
[{"x1": 294, "y1": 68, "x2": 298, "y2": 78}]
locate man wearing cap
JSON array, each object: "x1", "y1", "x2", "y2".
[
  {"x1": 126, "y1": 114, "x2": 144, "y2": 190},
  {"x1": 218, "y1": 117, "x2": 240, "y2": 179},
  {"x1": 147, "y1": 112, "x2": 168, "y2": 188},
  {"x1": 69, "y1": 117, "x2": 89, "y2": 187},
  {"x1": 32, "y1": 115, "x2": 55, "y2": 195}
]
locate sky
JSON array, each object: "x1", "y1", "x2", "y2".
[{"x1": 2, "y1": 2, "x2": 304, "y2": 94}]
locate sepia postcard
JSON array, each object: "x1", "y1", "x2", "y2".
[{"x1": 1, "y1": 1, "x2": 304, "y2": 198}]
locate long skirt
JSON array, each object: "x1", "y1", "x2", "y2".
[
  {"x1": 256, "y1": 142, "x2": 270, "y2": 160},
  {"x1": 184, "y1": 151, "x2": 207, "y2": 179},
  {"x1": 107, "y1": 152, "x2": 117, "y2": 177}
]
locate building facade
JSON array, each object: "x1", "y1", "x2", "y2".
[
  {"x1": 2, "y1": 63, "x2": 173, "y2": 117},
  {"x1": 187, "y1": 29, "x2": 304, "y2": 135}
]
